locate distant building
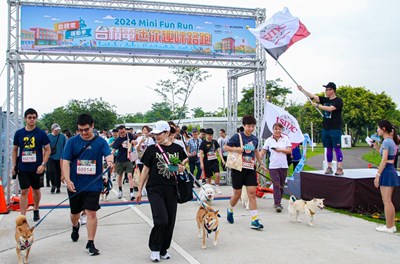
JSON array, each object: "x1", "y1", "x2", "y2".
[
  {"x1": 21, "y1": 29, "x2": 35, "y2": 48},
  {"x1": 30, "y1": 27, "x2": 58, "y2": 46}
]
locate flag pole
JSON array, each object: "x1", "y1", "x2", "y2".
[{"x1": 275, "y1": 59, "x2": 324, "y2": 117}]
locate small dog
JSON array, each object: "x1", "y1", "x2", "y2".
[
  {"x1": 15, "y1": 215, "x2": 34, "y2": 264},
  {"x1": 288, "y1": 195, "x2": 325, "y2": 226},
  {"x1": 198, "y1": 184, "x2": 215, "y2": 205},
  {"x1": 196, "y1": 205, "x2": 220, "y2": 249},
  {"x1": 240, "y1": 186, "x2": 249, "y2": 210},
  {"x1": 101, "y1": 177, "x2": 112, "y2": 201}
]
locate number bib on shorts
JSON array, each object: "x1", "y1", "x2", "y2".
[
  {"x1": 207, "y1": 151, "x2": 217, "y2": 161},
  {"x1": 21, "y1": 151, "x2": 37, "y2": 163},
  {"x1": 242, "y1": 156, "x2": 255, "y2": 170},
  {"x1": 77, "y1": 160, "x2": 96, "y2": 175}
]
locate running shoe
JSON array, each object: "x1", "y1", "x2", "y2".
[
  {"x1": 275, "y1": 205, "x2": 283, "y2": 213},
  {"x1": 71, "y1": 222, "x2": 80, "y2": 242},
  {"x1": 118, "y1": 190, "x2": 123, "y2": 199},
  {"x1": 161, "y1": 251, "x2": 171, "y2": 260},
  {"x1": 80, "y1": 214, "x2": 87, "y2": 225},
  {"x1": 130, "y1": 192, "x2": 135, "y2": 201},
  {"x1": 335, "y1": 167, "x2": 344, "y2": 175},
  {"x1": 150, "y1": 251, "x2": 160, "y2": 262},
  {"x1": 227, "y1": 208, "x2": 234, "y2": 224},
  {"x1": 376, "y1": 225, "x2": 396, "y2": 233},
  {"x1": 250, "y1": 219, "x2": 264, "y2": 230},
  {"x1": 86, "y1": 242, "x2": 100, "y2": 256},
  {"x1": 214, "y1": 185, "x2": 222, "y2": 195},
  {"x1": 324, "y1": 167, "x2": 333, "y2": 174}
]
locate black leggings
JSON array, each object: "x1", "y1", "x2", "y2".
[
  {"x1": 47, "y1": 158, "x2": 61, "y2": 189},
  {"x1": 147, "y1": 184, "x2": 178, "y2": 253}
]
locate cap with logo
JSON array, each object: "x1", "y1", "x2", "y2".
[
  {"x1": 51, "y1": 123, "x2": 61, "y2": 131},
  {"x1": 151, "y1": 121, "x2": 171, "y2": 134}
]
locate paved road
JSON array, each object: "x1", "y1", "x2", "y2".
[
  {"x1": 1, "y1": 180, "x2": 399, "y2": 264},
  {"x1": 306, "y1": 146, "x2": 373, "y2": 170}
]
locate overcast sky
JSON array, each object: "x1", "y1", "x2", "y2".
[{"x1": 1, "y1": 0, "x2": 399, "y2": 117}]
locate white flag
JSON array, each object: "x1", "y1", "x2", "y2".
[{"x1": 261, "y1": 101, "x2": 304, "y2": 145}]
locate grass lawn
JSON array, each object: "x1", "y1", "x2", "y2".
[{"x1": 362, "y1": 149, "x2": 381, "y2": 166}]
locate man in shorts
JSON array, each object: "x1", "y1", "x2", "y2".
[
  {"x1": 298, "y1": 82, "x2": 344, "y2": 175},
  {"x1": 62, "y1": 113, "x2": 113, "y2": 256},
  {"x1": 113, "y1": 125, "x2": 137, "y2": 200},
  {"x1": 199, "y1": 128, "x2": 223, "y2": 195},
  {"x1": 224, "y1": 115, "x2": 266, "y2": 230},
  {"x1": 12, "y1": 108, "x2": 51, "y2": 221}
]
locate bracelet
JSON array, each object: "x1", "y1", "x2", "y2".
[{"x1": 376, "y1": 173, "x2": 381, "y2": 177}]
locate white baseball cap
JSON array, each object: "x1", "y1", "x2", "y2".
[
  {"x1": 51, "y1": 123, "x2": 61, "y2": 131},
  {"x1": 151, "y1": 121, "x2": 170, "y2": 134},
  {"x1": 136, "y1": 129, "x2": 142, "y2": 134}
]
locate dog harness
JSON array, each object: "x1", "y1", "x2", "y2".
[
  {"x1": 20, "y1": 240, "x2": 33, "y2": 250},
  {"x1": 204, "y1": 222, "x2": 218, "y2": 237}
]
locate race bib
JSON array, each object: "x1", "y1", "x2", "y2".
[
  {"x1": 207, "y1": 151, "x2": 217, "y2": 160},
  {"x1": 21, "y1": 151, "x2": 37, "y2": 163},
  {"x1": 242, "y1": 156, "x2": 255, "y2": 170},
  {"x1": 77, "y1": 160, "x2": 96, "y2": 175}
]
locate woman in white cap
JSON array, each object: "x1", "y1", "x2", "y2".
[{"x1": 137, "y1": 121, "x2": 188, "y2": 262}]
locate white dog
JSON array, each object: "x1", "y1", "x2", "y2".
[
  {"x1": 288, "y1": 195, "x2": 325, "y2": 226},
  {"x1": 198, "y1": 184, "x2": 215, "y2": 205},
  {"x1": 240, "y1": 186, "x2": 250, "y2": 210}
]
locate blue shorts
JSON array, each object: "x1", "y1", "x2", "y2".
[
  {"x1": 380, "y1": 164, "x2": 400, "y2": 187},
  {"x1": 322, "y1": 129, "x2": 342, "y2": 148}
]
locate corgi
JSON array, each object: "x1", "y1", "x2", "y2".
[
  {"x1": 240, "y1": 185, "x2": 250, "y2": 210},
  {"x1": 288, "y1": 195, "x2": 325, "y2": 227},
  {"x1": 15, "y1": 215, "x2": 34, "y2": 264},
  {"x1": 198, "y1": 184, "x2": 215, "y2": 205},
  {"x1": 196, "y1": 205, "x2": 220, "y2": 249}
]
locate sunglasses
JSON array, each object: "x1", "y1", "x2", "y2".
[{"x1": 78, "y1": 127, "x2": 91, "y2": 133}]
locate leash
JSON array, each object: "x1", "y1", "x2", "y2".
[{"x1": 34, "y1": 167, "x2": 111, "y2": 228}]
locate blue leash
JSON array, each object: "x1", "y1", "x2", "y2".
[{"x1": 34, "y1": 167, "x2": 110, "y2": 228}]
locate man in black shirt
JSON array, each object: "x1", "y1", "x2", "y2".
[{"x1": 298, "y1": 82, "x2": 344, "y2": 175}]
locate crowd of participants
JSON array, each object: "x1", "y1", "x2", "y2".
[{"x1": 11, "y1": 107, "x2": 399, "y2": 260}]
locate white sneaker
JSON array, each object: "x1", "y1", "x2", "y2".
[
  {"x1": 118, "y1": 190, "x2": 123, "y2": 199},
  {"x1": 376, "y1": 225, "x2": 396, "y2": 233},
  {"x1": 161, "y1": 252, "x2": 171, "y2": 260},
  {"x1": 150, "y1": 251, "x2": 160, "y2": 262},
  {"x1": 130, "y1": 192, "x2": 135, "y2": 201},
  {"x1": 80, "y1": 214, "x2": 87, "y2": 226},
  {"x1": 142, "y1": 188, "x2": 147, "y2": 197},
  {"x1": 214, "y1": 185, "x2": 222, "y2": 195}
]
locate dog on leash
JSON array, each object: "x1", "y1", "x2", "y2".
[
  {"x1": 288, "y1": 195, "x2": 325, "y2": 226},
  {"x1": 196, "y1": 205, "x2": 220, "y2": 249},
  {"x1": 198, "y1": 184, "x2": 215, "y2": 205},
  {"x1": 15, "y1": 215, "x2": 34, "y2": 264},
  {"x1": 101, "y1": 177, "x2": 112, "y2": 201},
  {"x1": 240, "y1": 186, "x2": 250, "y2": 210}
]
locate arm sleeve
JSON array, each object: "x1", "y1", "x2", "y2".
[{"x1": 262, "y1": 139, "x2": 269, "y2": 150}]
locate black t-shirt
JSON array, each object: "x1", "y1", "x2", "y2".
[
  {"x1": 319, "y1": 96, "x2": 343, "y2": 130},
  {"x1": 142, "y1": 143, "x2": 188, "y2": 186},
  {"x1": 199, "y1": 139, "x2": 220, "y2": 164},
  {"x1": 113, "y1": 133, "x2": 135, "y2": 162}
]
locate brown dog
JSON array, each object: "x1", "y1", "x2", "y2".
[
  {"x1": 196, "y1": 205, "x2": 219, "y2": 249},
  {"x1": 15, "y1": 215, "x2": 34, "y2": 264}
]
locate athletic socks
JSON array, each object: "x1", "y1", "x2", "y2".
[
  {"x1": 119, "y1": 187, "x2": 122, "y2": 191},
  {"x1": 130, "y1": 188, "x2": 134, "y2": 193},
  {"x1": 251, "y1": 210, "x2": 258, "y2": 221}
]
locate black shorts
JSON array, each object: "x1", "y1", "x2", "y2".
[
  {"x1": 68, "y1": 191, "x2": 101, "y2": 214},
  {"x1": 204, "y1": 161, "x2": 220, "y2": 178},
  {"x1": 18, "y1": 171, "x2": 43, "y2": 190},
  {"x1": 231, "y1": 169, "x2": 258, "y2": 190}
]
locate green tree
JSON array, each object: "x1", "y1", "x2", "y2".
[
  {"x1": 41, "y1": 98, "x2": 117, "y2": 132},
  {"x1": 143, "y1": 102, "x2": 173, "y2": 122},
  {"x1": 192, "y1": 107, "x2": 205, "y2": 118},
  {"x1": 153, "y1": 67, "x2": 210, "y2": 123},
  {"x1": 117, "y1": 112, "x2": 145, "y2": 123},
  {"x1": 238, "y1": 79, "x2": 292, "y2": 116}
]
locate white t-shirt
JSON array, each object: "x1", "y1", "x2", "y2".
[
  {"x1": 217, "y1": 136, "x2": 230, "y2": 156},
  {"x1": 263, "y1": 135, "x2": 292, "y2": 169},
  {"x1": 136, "y1": 135, "x2": 155, "y2": 164}
]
